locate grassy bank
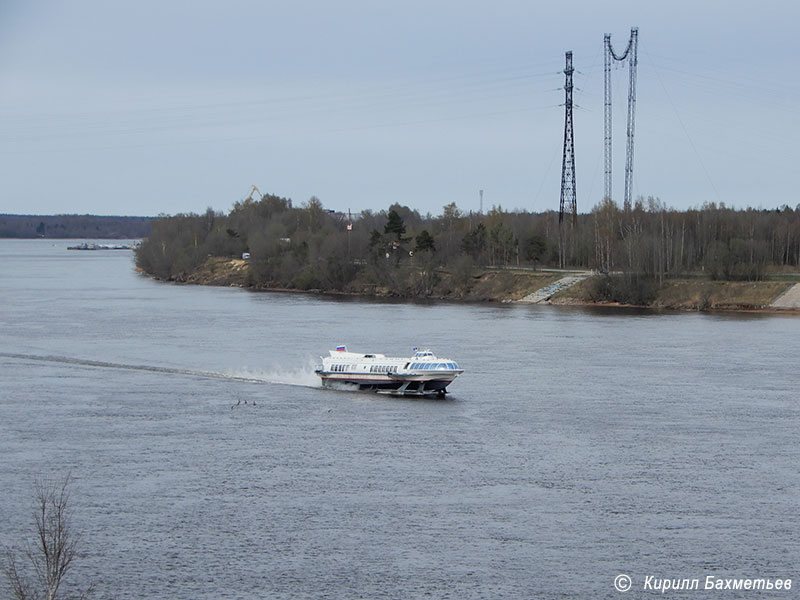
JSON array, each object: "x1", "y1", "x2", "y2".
[
  {"x1": 160, "y1": 257, "x2": 799, "y2": 312},
  {"x1": 554, "y1": 276, "x2": 796, "y2": 312},
  {"x1": 176, "y1": 257, "x2": 564, "y2": 302}
]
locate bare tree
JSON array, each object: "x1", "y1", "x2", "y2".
[{"x1": 2, "y1": 474, "x2": 93, "y2": 600}]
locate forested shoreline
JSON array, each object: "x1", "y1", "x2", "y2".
[
  {"x1": 134, "y1": 192, "x2": 800, "y2": 304},
  {"x1": 0, "y1": 214, "x2": 151, "y2": 239}
]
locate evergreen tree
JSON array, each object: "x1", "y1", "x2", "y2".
[
  {"x1": 384, "y1": 210, "x2": 407, "y2": 241},
  {"x1": 414, "y1": 230, "x2": 436, "y2": 253}
]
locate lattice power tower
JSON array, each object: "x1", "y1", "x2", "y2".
[
  {"x1": 604, "y1": 27, "x2": 638, "y2": 211},
  {"x1": 559, "y1": 51, "x2": 577, "y2": 226}
]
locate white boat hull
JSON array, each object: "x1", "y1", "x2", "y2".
[{"x1": 315, "y1": 347, "x2": 462, "y2": 396}]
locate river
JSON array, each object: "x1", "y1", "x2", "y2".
[{"x1": 1, "y1": 239, "x2": 798, "y2": 599}]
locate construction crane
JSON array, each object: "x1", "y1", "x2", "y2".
[{"x1": 244, "y1": 185, "x2": 262, "y2": 202}]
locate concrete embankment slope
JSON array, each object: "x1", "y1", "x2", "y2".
[
  {"x1": 770, "y1": 283, "x2": 800, "y2": 309},
  {"x1": 518, "y1": 272, "x2": 592, "y2": 304}
]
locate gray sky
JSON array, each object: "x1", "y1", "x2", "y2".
[{"x1": 1, "y1": 0, "x2": 798, "y2": 217}]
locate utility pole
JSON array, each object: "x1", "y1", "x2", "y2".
[
  {"x1": 604, "y1": 27, "x2": 639, "y2": 211},
  {"x1": 346, "y1": 208, "x2": 352, "y2": 259},
  {"x1": 604, "y1": 34, "x2": 613, "y2": 203},
  {"x1": 559, "y1": 50, "x2": 577, "y2": 269},
  {"x1": 479, "y1": 189, "x2": 484, "y2": 214},
  {"x1": 559, "y1": 51, "x2": 577, "y2": 226},
  {"x1": 623, "y1": 27, "x2": 639, "y2": 213}
]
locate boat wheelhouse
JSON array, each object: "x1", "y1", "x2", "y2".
[{"x1": 315, "y1": 347, "x2": 463, "y2": 396}]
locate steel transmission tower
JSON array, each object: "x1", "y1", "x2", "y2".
[
  {"x1": 559, "y1": 51, "x2": 577, "y2": 226},
  {"x1": 604, "y1": 27, "x2": 638, "y2": 211}
]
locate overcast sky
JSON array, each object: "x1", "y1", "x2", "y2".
[{"x1": 1, "y1": 1, "x2": 798, "y2": 217}]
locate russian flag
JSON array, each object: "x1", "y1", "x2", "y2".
[{"x1": 336, "y1": 345, "x2": 347, "y2": 352}]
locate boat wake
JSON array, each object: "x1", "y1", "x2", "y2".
[
  {"x1": 0, "y1": 352, "x2": 322, "y2": 389},
  {"x1": 221, "y1": 364, "x2": 322, "y2": 388}
]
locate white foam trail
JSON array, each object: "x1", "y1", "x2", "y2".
[
  {"x1": 222, "y1": 363, "x2": 322, "y2": 388},
  {"x1": 0, "y1": 352, "x2": 322, "y2": 389},
  {"x1": 325, "y1": 380, "x2": 361, "y2": 393}
]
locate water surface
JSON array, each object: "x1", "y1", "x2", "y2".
[{"x1": 1, "y1": 239, "x2": 798, "y2": 598}]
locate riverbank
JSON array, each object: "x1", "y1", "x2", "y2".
[
  {"x1": 178, "y1": 257, "x2": 566, "y2": 302},
  {"x1": 159, "y1": 257, "x2": 800, "y2": 313},
  {"x1": 549, "y1": 277, "x2": 800, "y2": 313}
]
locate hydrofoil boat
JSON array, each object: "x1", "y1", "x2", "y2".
[{"x1": 315, "y1": 346, "x2": 463, "y2": 397}]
